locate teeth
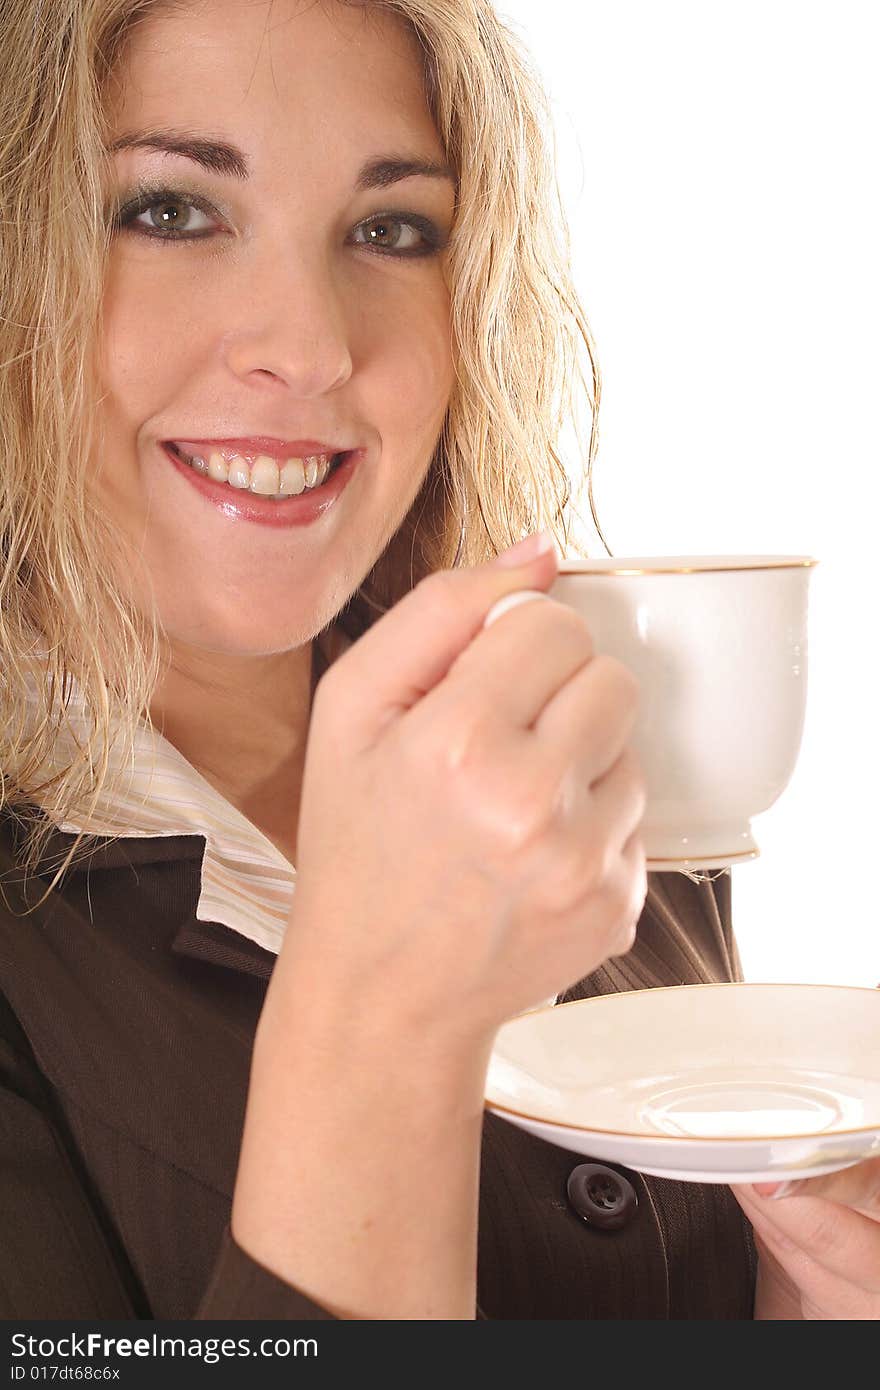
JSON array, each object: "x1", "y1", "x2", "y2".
[
  {"x1": 227, "y1": 458, "x2": 251, "y2": 490},
  {"x1": 250, "y1": 455, "x2": 279, "y2": 496},
  {"x1": 207, "y1": 451, "x2": 229, "y2": 483},
  {"x1": 175, "y1": 445, "x2": 336, "y2": 499},
  {"x1": 279, "y1": 458, "x2": 306, "y2": 495}
]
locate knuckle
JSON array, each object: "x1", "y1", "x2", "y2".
[
  {"x1": 416, "y1": 707, "x2": 514, "y2": 827},
  {"x1": 554, "y1": 841, "x2": 593, "y2": 907},
  {"x1": 800, "y1": 1207, "x2": 842, "y2": 1261},
  {"x1": 310, "y1": 662, "x2": 342, "y2": 719},
  {"x1": 548, "y1": 600, "x2": 595, "y2": 659},
  {"x1": 440, "y1": 704, "x2": 496, "y2": 778},
  {"x1": 596, "y1": 653, "x2": 641, "y2": 712},
  {"x1": 619, "y1": 745, "x2": 648, "y2": 815},
  {"x1": 500, "y1": 802, "x2": 551, "y2": 857},
  {"x1": 500, "y1": 811, "x2": 542, "y2": 861},
  {"x1": 416, "y1": 566, "x2": 460, "y2": 611},
  {"x1": 584, "y1": 833, "x2": 616, "y2": 889},
  {"x1": 407, "y1": 704, "x2": 473, "y2": 780},
  {"x1": 613, "y1": 910, "x2": 640, "y2": 957},
  {"x1": 551, "y1": 833, "x2": 610, "y2": 908},
  {"x1": 608, "y1": 849, "x2": 647, "y2": 953},
  {"x1": 629, "y1": 832, "x2": 649, "y2": 882},
  {"x1": 610, "y1": 887, "x2": 643, "y2": 955}
]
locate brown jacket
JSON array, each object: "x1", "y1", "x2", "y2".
[{"x1": 0, "y1": 806, "x2": 756, "y2": 1319}]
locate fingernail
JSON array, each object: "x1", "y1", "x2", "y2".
[
  {"x1": 754, "y1": 1180, "x2": 799, "y2": 1199},
  {"x1": 492, "y1": 529, "x2": 555, "y2": 568},
  {"x1": 770, "y1": 1181, "x2": 802, "y2": 1199}
]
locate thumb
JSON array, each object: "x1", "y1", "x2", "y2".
[{"x1": 327, "y1": 529, "x2": 559, "y2": 741}]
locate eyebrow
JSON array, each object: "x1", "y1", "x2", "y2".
[{"x1": 107, "y1": 129, "x2": 457, "y2": 192}]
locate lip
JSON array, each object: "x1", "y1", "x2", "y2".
[
  {"x1": 161, "y1": 442, "x2": 362, "y2": 528},
  {"x1": 167, "y1": 437, "x2": 349, "y2": 463}
]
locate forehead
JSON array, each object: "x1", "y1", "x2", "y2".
[{"x1": 107, "y1": 0, "x2": 441, "y2": 162}]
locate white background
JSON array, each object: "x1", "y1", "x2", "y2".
[{"x1": 498, "y1": 1, "x2": 878, "y2": 985}]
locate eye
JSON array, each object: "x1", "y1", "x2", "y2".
[
  {"x1": 112, "y1": 190, "x2": 218, "y2": 240},
  {"x1": 350, "y1": 213, "x2": 443, "y2": 257},
  {"x1": 110, "y1": 188, "x2": 447, "y2": 258}
]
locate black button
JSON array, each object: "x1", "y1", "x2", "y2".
[{"x1": 566, "y1": 1163, "x2": 638, "y2": 1230}]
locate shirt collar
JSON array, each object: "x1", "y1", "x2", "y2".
[{"x1": 21, "y1": 667, "x2": 318, "y2": 961}]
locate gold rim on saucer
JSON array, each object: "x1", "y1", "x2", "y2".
[{"x1": 485, "y1": 983, "x2": 880, "y2": 1143}]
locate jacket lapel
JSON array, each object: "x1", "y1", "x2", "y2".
[{"x1": 5, "y1": 814, "x2": 279, "y2": 981}]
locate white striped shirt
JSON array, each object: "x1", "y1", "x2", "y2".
[{"x1": 22, "y1": 667, "x2": 327, "y2": 958}]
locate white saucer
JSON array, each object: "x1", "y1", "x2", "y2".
[{"x1": 485, "y1": 983, "x2": 880, "y2": 1183}]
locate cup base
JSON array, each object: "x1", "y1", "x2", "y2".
[{"x1": 646, "y1": 845, "x2": 760, "y2": 873}]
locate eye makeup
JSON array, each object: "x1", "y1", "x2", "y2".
[{"x1": 108, "y1": 182, "x2": 450, "y2": 258}]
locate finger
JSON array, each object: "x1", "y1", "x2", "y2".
[
  {"x1": 568, "y1": 747, "x2": 647, "y2": 876},
  {"x1": 754, "y1": 1229, "x2": 880, "y2": 1319},
  {"x1": 753, "y1": 1155, "x2": 880, "y2": 1216},
  {"x1": 591, "y1": 745, "x2": 647, "y2": 836},
  {"x1": 535, "y1": 653, "x2": 640, "y2": 789},
  {"x1": 320, "y1": 536, "x2": 558, "y2": 743},
  {"x1": 606, "y1": 828, "x2": 648, "y2": 957},
  {"x1": 731, "y1": 1183, "x2": 880, "y2": 1295},
  {"x1": 450, "y1": 592, "x2": 594, "y2": 729},
  {"x1": 737, "y1": 1190, "x2": 880, "y2": 1316}
]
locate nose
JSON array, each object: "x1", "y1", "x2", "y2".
[{"x1": 221, "y1": 247, "x2": 353, "y2": 399}]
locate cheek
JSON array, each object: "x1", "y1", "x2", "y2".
[
  {"x1": 98, "y1": 251, "x2": 454, "y2": 457},
  {"x1": 363, "y1": 282, "x2": 453, "y2": 443},
  {"x1": 98, "y1": 256, "x2": 203, "y2": 424}
]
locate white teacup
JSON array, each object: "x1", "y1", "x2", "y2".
[{"x1": 487, "y1": 555, "x2": 818, "y2": 872}]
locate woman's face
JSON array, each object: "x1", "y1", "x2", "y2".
[{"x1": 97, "y1": 0, "x2": 456, "y2": 658}]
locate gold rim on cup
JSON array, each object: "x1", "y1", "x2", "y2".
[{"x1": 556, "y1": 556, "x2": 819, "y2": 576}]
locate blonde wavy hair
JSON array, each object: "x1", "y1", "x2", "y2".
[{"x1": 0, "y1": 0, "x2": 609, "y2": 901}]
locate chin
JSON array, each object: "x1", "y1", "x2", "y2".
[
  {"x1": 154, "y1": 538, "x2": 381, "y2": 657},
  {"x1": 160, "y1": 608, "x2": 318, "y2": 659}
]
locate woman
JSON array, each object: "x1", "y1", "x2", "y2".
[{"x1": 1, "y1": 0, "x2": 873, "y2": 1321}]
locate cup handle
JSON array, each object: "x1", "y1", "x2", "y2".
[{"x1": 483, "y1": 589, "x2": 549, "y2": 631}]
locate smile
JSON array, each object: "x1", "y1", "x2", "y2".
[
  {"x1": 166, "y1": 442, "x2": 347, "y2": 499},
  {"x1": 161, "y1": 441, "x2": 362, "y2": 529}
]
